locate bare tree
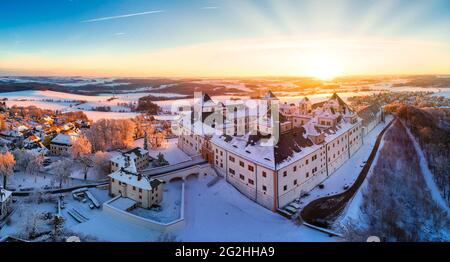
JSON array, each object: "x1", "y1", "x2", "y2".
[
  {"x1": 0, "y1": 151, "x2": 15, "y2": 189},
  {"x1": 85, "y1": 119, "x2": 136, "y2": 151},
  {"x1": 70, "y1": 134, "x2": 92, "y2": 159},
  {"x1": 26, "y1": 152, "x2": 44, "y2": 182},
  {"x1": 70, "y1": 134, "x2": 93, "y2": 180},
  {"x1": 53, "y1": 159, "x2": 72, "y2": 188},
  {"x1": 92, "y1": 151, "x2": 110, "y2": 178}
]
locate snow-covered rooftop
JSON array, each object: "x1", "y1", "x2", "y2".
[
  {"x1": 50, "y1": 133, "x2": 78, "y2": 146},
  {"x1": 0, "y1": 188, "x2": 12, "y2": 203},
  {"x1": 109, "y1": 169, "x2": 162, "y2": 191}
]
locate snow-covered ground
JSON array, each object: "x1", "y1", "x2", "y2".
[
  {"x1": 173, "y1": 176, "x2": 334, "y2": 242},
  {"x1": 294, "y1": 115, "x2": 394, "y2": 209},
  {"x1": 129, "y1": 181, "x2": 182, "y2": 223},
  {"x1": 7, "y1": 170, "x2": 88, "y2": 191},
  {"x1": 70, "y1": 176, "x2": 334, "y2": 241},
  {"x1": 1, "y1": 175, "x2": 335, "y2": 241},
  {"x1": 134, "y1": 138, "x2": 192, "y2": 165},
  {"x1": 335, "y1": 139, "x2": 387, "y2": 225}
]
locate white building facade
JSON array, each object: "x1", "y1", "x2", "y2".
[{"x1": 178, "y1": 92, "x2": 371, "y2": 211}]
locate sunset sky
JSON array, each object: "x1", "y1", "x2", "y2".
[{"x1": 0, "y1": 0, "x2": 449, "y2": 78}]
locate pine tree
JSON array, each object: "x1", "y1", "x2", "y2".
[{"x1": 144, "y1": 130, "x2": 148, "y2": 150}]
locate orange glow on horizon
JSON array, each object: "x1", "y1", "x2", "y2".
[{"x1": 1, "y1": 36, "x2": 449, "y2": 78}]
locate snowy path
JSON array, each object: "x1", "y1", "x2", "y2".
[
  {"x1": 297, "y1": 115, "x2": 394, "y2": 209},
  {"x1": 402, "y1": 122, "x2": 450, "y2": 216}
]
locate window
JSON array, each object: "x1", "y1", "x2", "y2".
[
  {"x1": 239, "y1": 161, "x2": 245, "y2": 167},
  {"x1": 283, "y1": 185, "x2": 287, "y2": 191},
  {"x1": 283, "y1": 171, "x2": 287, "y2": 177},
  {"x1": 229, "y1": 156, "x2": 235, "y2": 162},
  {"x1": 139, "y1": 195, "x2": 142, "y2": 199},
  {"x1": 294, "y1": 179, "x2": 298, "y2": 185},
  {"x1": 262, "y1": 171, "x2": 267, "y2": 178},
  {"x1": 262, "y1": 185, "x2": 267, "y2": 191},
  {"x1": 229, "y1": 168, "x2": 235, "y2": 175},
  {"x1": 312, "y1": 155, "x2": 317, "y2": 161},
  {"x1": 293, "y1": 166, "x2": 297, "y2": 172},
  {"x1": 306, "y1": 159, "x2": 309, "y2": 165},
  {"x1": 239, "y1": 174, "x2": 245, "y2": 181},
  {"x1": 133, "y1": 186, "x2": 136, "y2": 191},
  {"x1": 306, "y1": 172, "x2": 309, "y2": 178},
  {"x1": 248, "y1": 179, "x2": 254, "y2": 185},
  {"x1": 112, "y1": 178, "x2": 115, "y2": 182},
  {"x1": 139, "y1": 188, "x2": 142, "y2": 193},
  {"x1": 312, "y1": 167, "x2": 318, "y2": 174},
  {"x1": 248, "y1": 165, "x2": 254, "y2": 172}
]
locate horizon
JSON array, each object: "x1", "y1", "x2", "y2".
[
  {"x1": 1, "y1": 73, "x2": 449, "y2": 80},
  {"x1": 1, "y1": 0, "x2": 450, "y2": 78}
]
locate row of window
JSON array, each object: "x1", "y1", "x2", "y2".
[
  {"x1": 228, "y1": 155, "x2": 255, "y2": 172},
  {"x1": 114, "y1": 179, "x2": 144, "y2": 193}
]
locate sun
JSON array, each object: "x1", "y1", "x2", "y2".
[{"x1": 305, "y1": 54, "x2": 342, "y2": 81}]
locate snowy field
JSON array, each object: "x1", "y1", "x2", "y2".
[
  {"x1": 0, "y1": 90, "x2": 139, "y2": 121},
  {"x1": 1, "y1": 85, "x2": 448, "y2": 121}
]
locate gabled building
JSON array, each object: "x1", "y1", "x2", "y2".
[
  {"x1": 49, "y1": 133, "x2": 79, "y2": 155},
  {"x1": 110, "y1": 147, "x2": 152, "y2": 173},
  {"x1": 178, "y1": 91, "x2": 373, "y2": 211},
  {"x1": 108, "y1": 147, "x2": 162, "y2": 209}
]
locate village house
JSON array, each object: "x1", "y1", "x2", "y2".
[
  {"x1": 108, "y1": 147, "x2": 163, "y2": 209},
  {"x1": 49, "y1": 133, "x2": 79, "y2": 155},
  {"x1": 110, "y1": 147, "x2": 152, "y2": 172},
  {"x1": 178, "y1": 91, "x2": 374, "y2": 211},
  {"x1": 109, "y1": 169, "x2": 163, "y2": 209}
]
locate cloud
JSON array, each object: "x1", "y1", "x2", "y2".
[
  {"x1": 114, "y1": 32, "x2": 126, "y2": 36},
  {"x1": 201, "y1": 6, "x2": 219, "y2": 10},
  {"x1": 81, "y1": 10, "x2": 164, "y2": 23}
]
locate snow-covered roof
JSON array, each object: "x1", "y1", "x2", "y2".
[
  {"x1": 50, "y1": 133, "x2": 78, "y2": 146},
  {"x1": 16, "y1": 125, "x2": 29, "y2": 132},
  {"x1": 110, "y1": 147, "x2": 149, "y2": 172},
  {"x1": 109, "y1": 169, "x2": 162, "y2": 191},
  {"x1": 109, "y1": 197, "x2": 137, "y2": 211},
  {"x1": 0, "y1": 188, "x2": 12, "y2": 203},
  {"x1": 0, "y1": 130, "x2": 22, "y2": 138},
  {"x1": 180, "y1": 92, "x2": 362, "y2": 170},
  {"x1": 318, "y1": 108, "x2": 339, "y2": 119},
  {"x1": 262, "y1": 90, "x2": 279, "y2": 100},
  {"x1": 304, "y1": 121, "x2": 320, "y2": 136},
  {"x1": 212, "y1": 133, "x2": 276, "y2": 169},
  {"x1": 299, "y1": 97, "x2": 310, "y2": 104}
]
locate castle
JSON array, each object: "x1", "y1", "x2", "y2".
[{"x1": 177, "y1": 91, "x2": 372, "y2": 211}]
